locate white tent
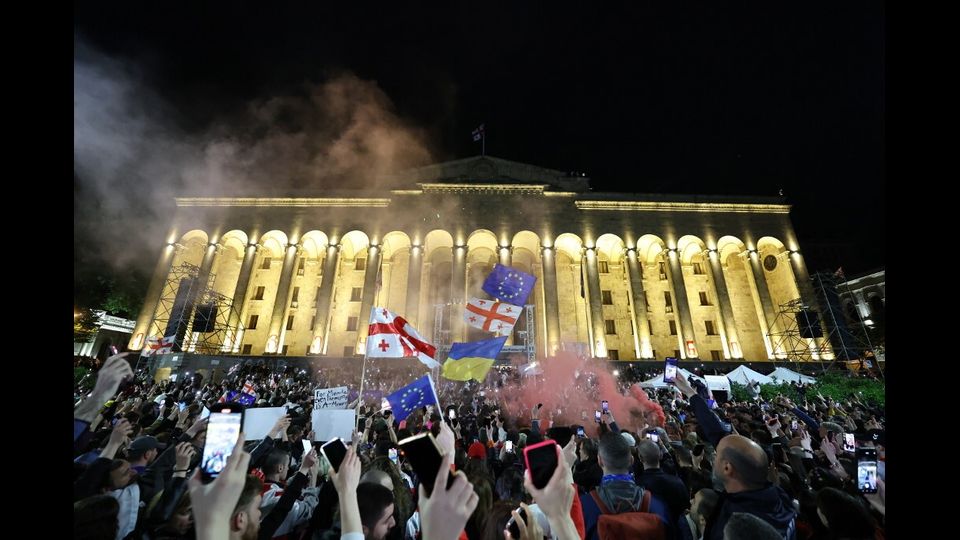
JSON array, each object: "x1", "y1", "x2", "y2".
[
  {"x1": 726, "y1": 365, "x2": 773, "y2": 386},
  {"x1": 704, "y1": 375, "x2": 731, "y2": 393},
  {"x1": 639, "y1": 368, "x2": 704, "y2": 389},
  {"x1": 769, "y1": 367, "x2": 817, "y2": 385}
]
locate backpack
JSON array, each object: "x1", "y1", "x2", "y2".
[{"x1": 590, "y1": 488, "x2": 667, "y2": 540}]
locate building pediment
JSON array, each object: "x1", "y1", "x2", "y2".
[{"x1": 385, "y1": 155, "x2": 592, "y2": 193}]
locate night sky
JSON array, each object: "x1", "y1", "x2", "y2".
[{"x1": 74, "y1": 3, "x2": 884, "y2": 311}]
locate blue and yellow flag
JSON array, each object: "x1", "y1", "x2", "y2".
[{"x1": 442, "y1": 336, "x2": 508, "y2": 382}]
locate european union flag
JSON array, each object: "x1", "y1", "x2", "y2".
[
  {"x1": 443, "y1": 336, "x2": 507, "y2": 382},
  {"x1": 385, "y1": 374, "x2": 439, "y2": 422},
  {"x1": 234, "y1": 392, "x2": 257, "y2": 406},
  {"x1": 482, "y1": 263, "x2": 537, "y2": 305}
]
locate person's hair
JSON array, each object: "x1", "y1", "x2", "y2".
[
  {"x1": 287, "y1": 425, "x2": 303, "y2": 437},
  {"x1": 816, "y1": 487, "x2": 876, "y2": 538},
  {"x1": 466, "y1": 474, "x2": 494, "y2": 540},
  {"x1": 598, "y1": 431, "x2": 632, "y2": 473},
  {"x1": 718, "y1": 444, "x2": 768, "y2": 489},
  {"x1": 674, "y1": 445, "x2": 693, "y2": 466},
  {"x1": 579, "y1": 438, "x2": 599, "y2": 461},
  {"x1": 462, "y1": 457, "x2": 492, "y2": 482},
  {"x1": 722, "y1": 512, "x2": 783, "y2": 540},
  {"x1": 74, "y1": 495, "x2": 120, "y2": 540},
  {"x1": 482, "y1": 502, "x2": 521, "y2": 540},
  {"x1": 234, "y1": 475, "x2": 264, "y2": 516},
  {"x1": 366, "y1": 457, "x2": 412, "y2": 524},
  {"x1": 356, "y1": 483, "x2": 395, "y2": 531},
  {"x1": 636, "y1": 440, "x2": 661, "y2": 466},
  {"x1": 692, "y1": 488, "x2": 720, "y2": 522},
  {"x1": 495, "y1": 466, "x2": 525, "y2": 502},
  {"x1": 263, "y1": 449, "x2": 290, "y2": 475},
  {"x1": 750, "y1": 429, "x2": 773, "y2": 445}
]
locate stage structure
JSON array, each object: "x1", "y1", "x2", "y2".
[{"x1": 150, "y1": 262, "x2": 243, "y2": 355}]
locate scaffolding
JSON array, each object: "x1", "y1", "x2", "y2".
[
  {"x1": 150, "y1": 262, "x2": 243, "y2": 355},
  {"x1": 766, "y1": 272, "x2": 883, "y2": 377}
]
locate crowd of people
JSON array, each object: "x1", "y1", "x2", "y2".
[{"x1": 74, "y1": 351, "x2": 886, "y2": 540}]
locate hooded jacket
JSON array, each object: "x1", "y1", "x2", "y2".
[{"x1": 704, "y1": 483, "x2": 797, "y2": 540}]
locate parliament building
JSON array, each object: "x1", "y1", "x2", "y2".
[{"x1": 128, "y1": 156, "x2": 833, "y2": 366}]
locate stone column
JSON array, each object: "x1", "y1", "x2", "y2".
[
  {"x1": 540, "y1": 246, "x2": 561, "y2": 355},
  {"x1": 625, "y1": 247, "x2": 653, "y2": 359},
  {"x1": 356, "y1": 244, "x2": 384, "y2": 351},
  {"x1": 583, "y1": 247, "x2": 607, "y2": 358},
  {"x1": 224, "y1": 243, "x2": 259, "y2": 352},
  {"x1": 405, "y1": 246, "x2": 423, "y2": 327},
  {"x1": 451, "y1": 245, "x2": 468, "y2": 341},
  {"x1": 706, "y1": 250, "x2": 739, "y2": 359},
  {"x1": 311, "y1": 244, "x2": 340, "y2": 354},
  {"x1": 266, "y1": 243, "x2": 300, "y2": 353},
  {"x1": 744, "y1": 250, "x2": 777, "y2": 358},
  {"x1": 666, "y1": 249, "x2": 699, "y2": 358}
]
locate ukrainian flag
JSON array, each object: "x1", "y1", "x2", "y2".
[{"x1": 442, "y1": 336, "x2": 508, "y2": 381}]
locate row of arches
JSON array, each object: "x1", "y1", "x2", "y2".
[{"x1": 136, "y1": 228, "x2": 820, "y2": 361}]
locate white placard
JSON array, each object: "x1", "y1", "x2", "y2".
[
  {"x1": 311, "y1": 409, "x2": 356, "y2": 442},
  {"x1": 313, "y1": 386, "x2": 349, "y2": 409},
  {"x1": 243, "y1": 407, "x2": 288, "y2": 440}
]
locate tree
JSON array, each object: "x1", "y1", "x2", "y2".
[{"x1": 74, "y1": 308, "x2": 100, "y2": 343}]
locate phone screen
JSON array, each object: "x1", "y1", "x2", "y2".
[
  {"x1": 397, "y1": 433, "x2": 454, "y2": 497},
  {"x1": 201, "y1": 406, "x2": 244, "y2": 482},
  {"x1": 843, "y1": 433, "x2": 856, "y2": 453},
  {"x1": 664, "y1": 358, "x2": 678, "y2": 383},
  {"x1": 302, "y1": 439, "x2": 312, "y2": 454},
  {"x1": 857, "y1": 448, "x2": 878, "y2": 493},
  {"x1": 524, "y1": 441, "x2": 559, "y2": 489},
  {"x1": 791, "y1": 420, "x2": 798, "y2": 430},
  {"x1": 448, "y1": 409, "x2": 456, "y2": 420},
  {"x1": 601, "y1": 400, "x2": 609, "y2": 413},
  {"x1": 595, "y1": 410, "x2": 602, "y2": 423},
  {"x1": 647, "y1": 433, "x2": 659, "y2": 443},
  {"x1": 505, "y1": 440, "x2": 514, "y2": 452},
  {"x1": 320, "y1": 438, "x2": 348, "y2": 473},
  {"x1": 577, "y1": 427, "x2": 586, "y2": 438},
  {"x1": 388, "y1": 447, "x2": 399, "y2": 464},
  {"x1": 507, "y1": 507, "x2": 529, "y2": 540}
]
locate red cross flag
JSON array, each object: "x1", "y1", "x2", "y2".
[
  {"x1": 464, "y1": 297, "x2": 522, "y2": 335},
  {"x1": 365, "y1": 307, "x2": 439, "y2": 369},
  {"x1": 140, "y1": 335, "x2": 176, "y2": 357}
]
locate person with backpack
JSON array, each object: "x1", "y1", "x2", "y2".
[{"x1": 578, "y1": 432, "x2": 673, "y2": 540}]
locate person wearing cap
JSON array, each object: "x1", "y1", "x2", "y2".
[{"x1": 127, "y1": 435, "x2": 164, "y2": 475}]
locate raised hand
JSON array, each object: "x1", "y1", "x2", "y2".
[
  {"x1": 419, "y1": 452, "x2": 479, "y2": 540},
  {"x1": 188, "y1": 434, "x2": 251, "y2": 539}
]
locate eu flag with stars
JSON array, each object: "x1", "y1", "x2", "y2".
[
  {"x1": 482, "y1": 263, "x2": 537, "y2": 305},
  {"x1": 385, "y1": 374, "x2": 439, "y2": 422}
]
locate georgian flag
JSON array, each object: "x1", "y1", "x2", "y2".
[
  {"x1": 463, "y1": 298, "x2": 522, "y2": 335},
  {"x1": 366, "y1": 307, "x2": 439, "y2": 369},
  {"x1": 140, "y1": 335, "x2": 176, "y2": 357}
]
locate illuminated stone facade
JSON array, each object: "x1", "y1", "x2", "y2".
[{"x1": 129, "y1": 156, "x2": 831, "y2": 362}]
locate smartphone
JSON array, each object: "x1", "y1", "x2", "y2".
[
  {"x1": 388, "y1": 447, "x2": 399, "y2": 464},
  {"x1": 791, "y1": 420, "x2": 798, "y2": 430},
  {"x1": 448, "y1": 409, "x2": 456, "y2": 420},
  {"x1": 505, "y1": 440, "x2": 514, "y2": 453},
  {"x1": 843, "y1": 433, "x2": 856, "y2": 453},
  {"x1": 595, "y1": 410, "x2": 602, "y2": 423},
  {"x1": 524, "y1": 440, "x2": 559, "y2": 489},
  {"x1": 857, "y1": 448, "x2": 878, "y2": 494},
  {"x1": 506, "y1": 506, "x2": 530, "y2": 540},
  {"x1": 200, "y1": 404, "x2": 245, "y2": 483},
  {"x1": 577, "y1": 427, "x2": 586, "y2": 438},
  {"x1": 320, "y1": 438, "x2": 348, "y2": 473},
  {"x1": 664, "y1": 357, "x2": 678, "y2": 383},
  {"x1": 537, "y1": 403, "x2": 543, "y2": 410},
  {"x1": 647, "y1": 432, "x2": 659, "y2": 443},
  {"x1": 766, "y1": 417, "x2": 779, "y2": 427},
  {"x1": 109, "y1": 345, "x2": 119, "y2": 356},
  {"x1": 601, "y1": 400, "x2": 609, "y2": 413},
  {"x1": 397, "y1": 432, "x2": 455, "y2": 497},
  {"x1": 302, "y1": 439, "x2": 312, "y2": 454}
]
